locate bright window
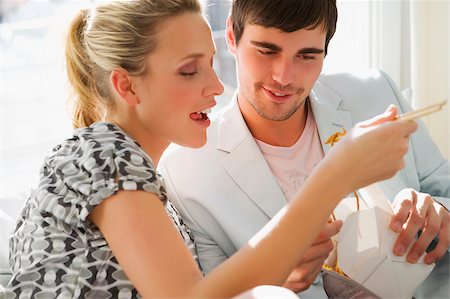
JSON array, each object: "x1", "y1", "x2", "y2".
[{"x1": 1, "y1": 0, "x2": 448, "y2": 197}]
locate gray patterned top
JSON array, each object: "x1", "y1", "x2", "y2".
[{"x1": 5, "y1": 122, "x2": 199, "y2": 299}]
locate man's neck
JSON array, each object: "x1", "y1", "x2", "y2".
[{"x1": 238, "y1": 97, "x2": 309, "y2": 147}]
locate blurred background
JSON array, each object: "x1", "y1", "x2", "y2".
[{"x1": 0, "y1": 0, "x2": 449, "y2": 198}]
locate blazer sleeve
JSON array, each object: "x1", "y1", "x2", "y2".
[
  {"x1": 381, "y1": 70, "x2": 450, "y2": 253},
  {"x1": 158, "y1": 158, "x2": 230, "y2": 274},
  {"x1": 381, "y1": 70, "x2": 450, "y2": 211}
]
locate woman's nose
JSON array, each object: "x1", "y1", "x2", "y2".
[{"x1": 205, "y1": 68, "x2": 225, "y2": 97}]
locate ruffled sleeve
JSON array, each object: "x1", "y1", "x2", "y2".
[{"x1": 38, "y1": 122, "x2": 166, "y2": 227}]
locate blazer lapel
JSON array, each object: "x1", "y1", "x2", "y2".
[
  {"x1": 310, "y1": 81, "x2": 353, "y2": 155},
  {"x1": 310, "y1": 80, "x2": 410, "y2": 204},
  {"x1": 217, "y1": 96, "x2": 287, "y2": 218}
]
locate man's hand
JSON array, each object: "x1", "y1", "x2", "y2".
[
  {"x1": 390, "y1": 188, "x2": 450, "y2": 265},
  {"x1": 282, "y1": 220, "x2": 342, "y2": 293}
]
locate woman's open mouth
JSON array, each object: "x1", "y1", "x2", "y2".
[{"x1": 190, "y1": 108, "x2": 211, "y2": 127}]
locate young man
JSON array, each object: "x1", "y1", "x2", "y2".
[{"x1": 159, "y1": 0, "x2": 450, "y2": 298}]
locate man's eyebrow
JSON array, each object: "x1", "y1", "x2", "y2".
[
  {"x1": 250, "y1": 41, "x2": 282, "y2": 51},
  {"x1": 250, "y1": 41, "x2": 325, "y2": 55},
  {"x1": 298, "y1": 48, "x2": 324, "y2": 54}
]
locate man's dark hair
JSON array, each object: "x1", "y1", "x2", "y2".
[{"x1": 230, "y1": 0, "x2": 338, "y2": 54}]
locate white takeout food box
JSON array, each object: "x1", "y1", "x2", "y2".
[{"x1": 335, "y1": 184, "x2": 435, "y2": 299}]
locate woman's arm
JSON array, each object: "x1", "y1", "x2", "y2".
[
  {"x1": 90, "y1": 108, "x2": 417, "y2": 298},
  {"x1": 89, "y1": 190, "x2": 204, "y2": 298},
  {"x1": 89, "y1": 168, "x2": 342, "y2": 298}
]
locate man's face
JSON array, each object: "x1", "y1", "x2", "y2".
[{"x1": 228, "y1": 23, "x2": 326, "y2": 121}]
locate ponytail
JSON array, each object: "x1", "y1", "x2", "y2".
[
  {"x1": 65, "y1": 10, "x2": 104, "y2": 128},
  {"x1": 64, "y1": 1, "x2": 202, "y2": 128}
]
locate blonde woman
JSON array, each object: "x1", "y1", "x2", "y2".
[{"x1": 5, "y1": 0, "x2": 417, "y2": 298}]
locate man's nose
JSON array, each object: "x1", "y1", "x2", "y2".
[{"x1": 271, "y1": 58, "x2": 295, "y2": 86}]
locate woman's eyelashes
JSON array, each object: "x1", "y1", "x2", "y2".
[
  {"x1": 178, "y1": 55, "x2": 216, "y2": 78},
  {"x1": 179, "y1": 61, "x2": 198, "y2": 77},
  {"x1": 180, "y1": 70, "x2": 198, "y2": 77}
]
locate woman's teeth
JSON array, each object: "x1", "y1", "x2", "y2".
[{"x1": 190, "y1": 108, "x2": 211, "y2": 121}]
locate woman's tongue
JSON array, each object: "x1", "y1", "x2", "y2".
[{"x1": 190, "y1": 112, "x2": 207, "y2": 121}]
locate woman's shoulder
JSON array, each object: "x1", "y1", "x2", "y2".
[
  {"x1": 40, "y1": 121, "x2": 162, "y2": 197},
  {"x1": 36, "y1": 122, "x2": 166, "y2": 225},
  {"x1": 75, "y1": 122, "x2": 143, "y2": 157},
  {"x1": 47, "y1": 122, "x2": 151, "y2": 170}
]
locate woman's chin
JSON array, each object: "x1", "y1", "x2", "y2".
[
  {"x1": 189, "y1": 136, "x2": 207, "y2": 148},
  {"x1": 174, "y1": 134, "x2": 207, "y2": 149}
]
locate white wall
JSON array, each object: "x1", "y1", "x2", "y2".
[
  {"x1": 324, "y1": 0, "x2": 449, "y2": 159},
  {"x1": 410, "y1": 1, "x2": 448, "y2": 158}
]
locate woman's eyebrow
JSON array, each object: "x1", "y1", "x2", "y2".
[{"x1": 179, "y1": 53, "x2": 204, "y2": 62}]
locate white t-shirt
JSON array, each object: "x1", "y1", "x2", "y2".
[{"x1": 255, "y1": 106, "x2": 324, "y2": 201}]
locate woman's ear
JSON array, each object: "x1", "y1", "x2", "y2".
[
  {"x1": 226, "y1": 16, "x2": 237, "y2": 55},
  {"x1": 110, "y1": 68, "x2": 140, "y2": 106}
]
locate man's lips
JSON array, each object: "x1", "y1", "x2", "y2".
[{"x1": 262, "y1": 87, "x2": 294, "y2": 103}]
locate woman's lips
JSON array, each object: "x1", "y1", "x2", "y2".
[{"x1": 190, "y1": 112, "x2": 211, "y2": 128}]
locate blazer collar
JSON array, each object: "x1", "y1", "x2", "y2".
[
  {"x1": 310, "y1": 80, "x2": 353, "y2": 154},
  {"x1": 217, "y1": 93, "x2": 287, "y2": 218},
  {"x1": 309, "y1": 81, "x2": 405, "y2": 207},
  {"x1": 216, "y1": 85, "x2": 353, "y2": 152},
  {"x1": 215, "y1": 81, "x2": 409, "y2": 217},
  {"x1": 216, "y1": 93, "x2": 251, "y2": 153},
  {"x1": 215, "y1": 84, "x2": 354, "y2": 218}
]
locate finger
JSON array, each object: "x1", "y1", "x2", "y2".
[
  {"x1": 285, "y1": 258, "x2": 324, "y2": 291},
  {"x1": 303, "y1": 259, "x2": 324, "y2": 285},
  {"x1": 359, "y1": 105, "x2": 398, "y2": 127},
  {"x1": 425, "y1": 208, "x2": 450, "y2": 264},
  {"x1": 393, "y1": 205, "x2": 425, "y2": 257},
  {"x1": 283, "y1": 280, "x2": 309, "y2": 293},
  {"x1": 300, "y1": 239, "x2": 334, "y2": 264},
  {"x1": 393, "y1": 119, "x2": 419, "y2": 137},
  {"x1": 407, "y1": 197, "x2": 440, "y2": 263},
  {"x1": 390, "y1": 190, "x2": 415, "y2": 233},
  {"x1": 314, "y1": 221, "x2": 342, "y2": 244}
]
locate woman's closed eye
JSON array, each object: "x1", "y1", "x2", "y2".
[
  {"x1": 180, "y1": 70, "x2": 198, "y2": 77},
  {"x1": 179, "y1": 61, "x2": 198, "y2": 77}
]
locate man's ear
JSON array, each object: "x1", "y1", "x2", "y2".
[
  {"x1": 110, "y1": 68, "x2": 140, "y2": 107},
  {"x1": 226, "y1": 16, "x2": 237, "y2": 55}
]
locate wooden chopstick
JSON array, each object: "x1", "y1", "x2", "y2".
[{"x1": 397, "y1": 100, "x2": 447, "y2": 121}]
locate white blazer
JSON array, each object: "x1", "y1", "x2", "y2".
[{"x1": 159, "y1": 70, "x2": 450, "y2": 298}]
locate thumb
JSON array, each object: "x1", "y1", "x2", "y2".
[{"x1": 360, "y1": 105, "x2": 398, "y2": 127}]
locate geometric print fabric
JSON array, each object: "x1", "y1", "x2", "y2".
[{"x1": 5, "y1": 122, "x2": 199, "y2": 298}]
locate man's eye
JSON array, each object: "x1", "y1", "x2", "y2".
[
  {"x1": 258, "y1": 49, "x2": 275, "y2": 55},
  {"x1": 301, "y1": 55, "x2": 315, "y2": 60}
]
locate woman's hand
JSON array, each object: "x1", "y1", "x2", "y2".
[{"x1": 324, "y1": 105, "x2": 418, "y2": 192}]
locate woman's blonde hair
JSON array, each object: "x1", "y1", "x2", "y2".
[{"x1": 66, "y1": 0, "x2": 202, "y2": 128}]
